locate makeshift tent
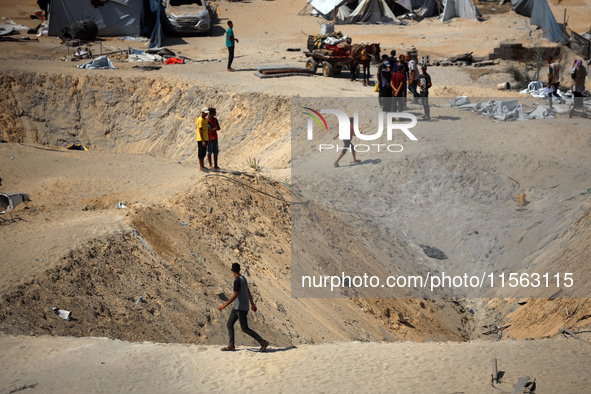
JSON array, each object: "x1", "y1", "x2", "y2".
[
  {"x1": 441, "y1": 0, "x2": 481, "y2": 22},
  {"x1": 412, "y1": 0, "x2": 441, "y2": 17},
  {"x1": 338, "y1": 0, "x2": 400, "y2": 24},
  {"x1": 48, "y1": 0, "x2": 143, "y2": 37},
  {"x1": 511, "y1": 0, "x2": 563, "y2": 42},
  {"x1": 307, "y1": 0, "x2": 352, "y2": 18}
]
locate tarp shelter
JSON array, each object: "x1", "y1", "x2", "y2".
[
  {"x1": 511, "y1": 0, "x2": 563, "y2": 42},
  {"x1": 441, "y1": 0, "x2": 481, "y2": 22},
  {"x1": 338, "y1": 0, "x2": 400, "y2": 24},
  {"x1": 412, "y1": 0, "x2": 441, "y2": 17},
  {"x1": 48, "y1": 0, "x2": 143, "y2": 37}
]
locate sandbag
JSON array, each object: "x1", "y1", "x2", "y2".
[{"x1": 60, "y1": 19, "x2": 98, "y2": 41}]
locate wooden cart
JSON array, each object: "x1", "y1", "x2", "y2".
[{"x1": 304, "y1": 50, "x2": 360, "y2": 78}]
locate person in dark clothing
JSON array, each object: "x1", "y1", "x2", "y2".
[
  {"x1": 418, "y1": 64, "x2": 432, "y2": 120},
  {"x1": 379, "y1": 61, "x2": 393, "y2": 112},
  {"x1": 219, "y1": 263, "x2": 269, "y2": 352},
  {"x1": 377, "y1": 54, "x2": 389, "y2": 108},
  {"x1": 387, "y1": 49, "x2": 397, "y2": 72},
  {"x1": 398, "y1": 55, "x2": 408, "y2": 109}
]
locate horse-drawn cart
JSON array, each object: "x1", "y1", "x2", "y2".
[{"x1": 304, "y1": 50, "x2": 360, "y2": 78}]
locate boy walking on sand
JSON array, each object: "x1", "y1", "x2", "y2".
[
  {"x1": 333, "y1": 117, "x2": 360, "y2": 167},
  {"x1": 219, "y1": 263, "x2": 269, "y2": 352}
]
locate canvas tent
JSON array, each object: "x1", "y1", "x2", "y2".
[
  {"x1": 48, "y1": 0, "x2": 143, "y2": 37},
  {"x1": 307, "y1": 0, "x2": 400, "y2": 23},
  {"x1": 511, "y1": 0, "x2": 562, "y2": 43},
  {"x1": 412, "y1": 0, "x2": 441, "y2": 17},
  {"x1": 339, "y1": 0, "x2": 400, "y2": 24},
  {"x1": 441, "y1": 0, "x2": 481, "y2": 22}
]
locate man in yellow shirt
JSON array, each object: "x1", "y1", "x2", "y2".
[{"x1": 196, "y1": 107, "x2": 210, "y2": 172}]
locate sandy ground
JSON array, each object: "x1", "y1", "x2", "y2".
[
  {"x1": 2, "y1": 334, "x2": 591, "y2": 394},
  {"x1": 1, "y1": 0, "x2": 591, "y2": 392}
]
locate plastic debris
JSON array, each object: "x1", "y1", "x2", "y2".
[
  {"x1": 116, "y1": 202, "x2": 127, "y2": 209},
  {"x1": 51, "y1": 307, "x2": 71, "y2": 321}
]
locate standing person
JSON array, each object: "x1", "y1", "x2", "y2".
[
  {"x1": 207, "y1": 107, "x2": 221, "y2": 170},
  {"x1": 379, "y1": 61, "x2": 393, "y2": 112},
  {"x1": 219, "y1": 263, "x2": 269, "y2": 352},
  {"x1": 406, "y1": 51, "x2": 420, "y2": 105},
  {"x1": 398, "y1": 54, "x2": 408, "y2": 109},
  {"x1": 196, "y1": 107, "x2": 210, "y2": 172},
  {"x1": 390, "y1": 65, "x2": 406, "y2": 114},
  {"x1": 418, "y1": 64, "x2": 432, "y2": 120},
  {"x1": 570, "y1": 59, "x2": 587, "y2": 115},
  {"x1": 226, "y1": 21, "x2": 239, "y2": 72},
  {"x1": 376, "y1": 54, "x2": 389, "y2": 108},
  {"x1": 387, "y1": 49, "x2": 397, "y2": 72},
  {"x1": 546, "y1": 56, "x2": 564, "y2": 107},
  {"x1": 333, "y1": 117, "x2": 360, "y2": 167}
]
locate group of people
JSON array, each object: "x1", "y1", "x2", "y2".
[
  {"x1": 196, "y1": 106, "x2": 221, "y2": 172},
  {"x1": 547, "y1": 55, "x2": 588, "y2": 116},
  {"x1": 377, "y1": 49, "x2": 432, "y2": 120}
]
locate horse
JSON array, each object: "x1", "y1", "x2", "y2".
[{"x1": 350, "y1": 43, "x2": 381, "y2": 86}]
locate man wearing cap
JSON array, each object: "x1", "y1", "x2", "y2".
[
  {"x1": 219, "y1": 263, "x2": 269, "y2": 352},
  {"x1": 196, "y1": 107, "x2": 210, "y2": 172}
]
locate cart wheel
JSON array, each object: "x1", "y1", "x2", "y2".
[
  {"x1": 323, "y1": 62, "x2": 334, "y2": 77},
  {"x1": 306, "y1": 58, "x2": 318, "y2": 74}
]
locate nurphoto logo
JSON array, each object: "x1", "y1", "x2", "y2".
[{"x1": 303, "y1": 107, "x2": 418, "y2": 153}]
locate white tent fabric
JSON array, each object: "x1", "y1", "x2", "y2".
[
  {"x1": 308, "y1": 0, "x2": 353, "y2": 16},
  {"x1": 48, "y1": 0, "x2": 143, "y2": 37},
  {"x1": 441, "y1": 0, "x2": 481, "y2": 22}
]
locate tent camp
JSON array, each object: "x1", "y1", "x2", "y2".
[
  {"x1": 441, "y1": 0, "x2": 481, "y2": 22},
  {"x1": 48, "y1": 0, "x2": 144, "y2": 37},
  {"x1": 511, "y1": 0, "x2": 562, "y2": 42}
]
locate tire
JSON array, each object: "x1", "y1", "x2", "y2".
[
  {"x1": 306, "y1": 58, "x2": 318, "y2": 74},
  {"x1": 323, "y1": 62, "x2": 334, "y2": 77}
]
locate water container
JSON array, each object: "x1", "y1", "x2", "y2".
[{"x1": 321, "y1": 24, "x2": 334, "y2": 36}]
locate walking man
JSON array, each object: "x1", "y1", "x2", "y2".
[
  {"x1": 546, "y1": 56, "x2": 564, "y2": 107},
  {"x1": 196, "y1": 107, "x2": 209, "y2": 172},
  {"x1": 219, "y1": 263, "x2": 269, "y2": 352},
  {"x1": 418, "y1": 64, "x2": 432, "y2": 120},
  {"x1": 333, "y1": 117, "x2": 360, "y2": 167},
  {"x1": 226, "y1": 21, "x2": 239, "y2": 72},
  {"x1": 207, "y1": 107, "x2": 221, "y2": 170}
]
